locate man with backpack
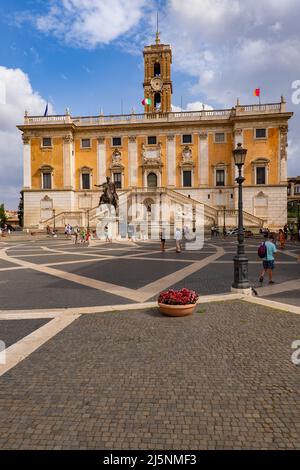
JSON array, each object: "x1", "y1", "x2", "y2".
[{"x1": 258, "y1": 233, "x2": 277, "y2": 285}]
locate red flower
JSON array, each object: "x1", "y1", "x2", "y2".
[{"x1": 158, "y1": 288, "x2": 199, "y2": 305}]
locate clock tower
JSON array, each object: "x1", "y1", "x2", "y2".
[{"x1": 143, "y1": 29, "x2": 172, "y2": 113}]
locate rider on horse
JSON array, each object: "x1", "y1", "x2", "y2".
[{"x1": 94, "y1": 177, "x2": 119, "y2": 215}]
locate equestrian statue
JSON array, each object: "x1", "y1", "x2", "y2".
[{"x1": 94, "y1": 176, "x2": 119, "y2": 216}]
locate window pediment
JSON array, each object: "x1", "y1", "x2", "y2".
[
  {"x1": 40, "y1": 165, "x2": 53, "y2": 173},
  {"x1": 252, "y1": 158, "x2": 270, "y2": 166},
  {"x1": 80, "y1": 166, "x2": 93, "y2": 174}
]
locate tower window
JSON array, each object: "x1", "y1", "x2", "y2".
[
  {"x1": 154, "y1": 93, "x2": 161, "y2": 110},
  {"x1": 154, "y1": 62, "x2": 161, "y2": 77},
  {"x1": 147, "y1": 136, "x2": 157, "y2": 145}
]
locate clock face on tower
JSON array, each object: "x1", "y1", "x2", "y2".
[{"x1": 151, "y1": 77, "x2": 163, "y2": 91}]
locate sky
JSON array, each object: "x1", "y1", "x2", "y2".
[{"x1": 0, "y1": 0, "x2": 300, "y2": 209}]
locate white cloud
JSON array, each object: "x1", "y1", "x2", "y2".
[
  {"x1": 162, "y1": 0, "x2": 300, "y2": 174},
  {"x1": 172, "y1": 101, "x2": 213, "y2": 112},
  {"x1": 36, "y1": 0, "x2": 150, "y2": 48},
  {"x1": 0, "y1": 67, "x2": 52, "y2": 209}
]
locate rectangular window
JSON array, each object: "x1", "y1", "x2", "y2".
[
  {"x1": 295, "y1": 186, "x2": 300, "y2": 194},
  {"x1": 82, "y1": 173, "x2": 90, "y2": 190},
  {"x1": 42, "y1": 137, "x2": 52, "y2": 147},
  {"x1": 42, "y1": 172, "x2": 52, "y2": 189},
  {"x1": 147, "y1": 136, "x2": 157, "y2": 145},
  {"x1": 256, "y1": 167, "x2": 266, "y2": 185},
  {"x1": 216, "y1": 169, "x2": 225, "y2": 186},
  {"x1": 215, "y1": 132, "x2": 225, "y2": 143},
  {"x1": 81, "y1": 138, "x2": 91, "y2": 148},
  {"x1": 255, "y1": 128, "x2": 267, "y2": 139},
  {"x1": 113, "y1": 172, "x2": 122, "y2": 189},
  {"x1": 112, "y1": 137, "x2": 122, "y2": 147},
  {"x1": 182, "y1": 134, "x2": 192, "y2": 144},
  {"x1": 183, "y1": 170, "x2": 192, "y2": 187}
]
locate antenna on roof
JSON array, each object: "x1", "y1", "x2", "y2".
[{"x1": 155, "y1": 11, "x2": 160, "y2": 45}]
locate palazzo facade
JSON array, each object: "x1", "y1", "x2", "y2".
[{"x1": 18, "y1": 34, "x2": 293, "y2": 231}]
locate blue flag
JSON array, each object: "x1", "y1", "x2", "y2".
[{"x1": 44, "y1": 102, "x2": 48, "y2": 117}]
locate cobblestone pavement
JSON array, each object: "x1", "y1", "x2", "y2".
[
  {"x1": 0, "y1": 300, "x2": 300, "y2": 450},
  {"x1": 0, "y1": 237, "x2": 299, "y2": 310}
]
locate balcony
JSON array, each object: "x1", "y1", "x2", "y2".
[{"x1": 21, "y1": 102, "x2": 289, "y2": 128}]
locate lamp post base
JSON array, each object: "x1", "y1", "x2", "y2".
[
  {"x1": 231, "y1": 286, "x2": 252, "y2": 295},
  {"x1": 232, "y1": 255, "x2": 251, "y2": 291}
]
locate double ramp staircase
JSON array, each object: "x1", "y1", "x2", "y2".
[{"x1": 39, "y1": 188, "x2": 264, "y2": 231}]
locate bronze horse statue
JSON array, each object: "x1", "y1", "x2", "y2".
[{"x1": 95, "y1": 177, "x2": 119, "y2": 216}]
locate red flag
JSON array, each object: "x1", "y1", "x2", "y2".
[{"x1": 254, "y1": 88, "x2": 260, "y2": 97}]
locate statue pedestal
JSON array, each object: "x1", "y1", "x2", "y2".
[{"x1": 94, "y1": 205, "x2": 120, "y2": 241}]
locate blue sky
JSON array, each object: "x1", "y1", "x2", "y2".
[
  {"x1": 0, "y1": 0, "x2": 198, "y2": 116},
  {"x1": 0, "y1": 0, "x2": 300, "y2": 208}
]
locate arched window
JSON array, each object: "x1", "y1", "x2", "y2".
[
  {"x1": 154, "y1": 62, "x2": 161, "y2": 76},
  {"x1": 147, "y1": 172, "x2": 157, "y2": 188},
  {"x1": 154, "y1": 92, "x2": 161, "y2": 109}
]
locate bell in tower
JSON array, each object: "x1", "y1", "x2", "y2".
[{"x1": 142, "y1": 18, "x2": 173, "y2": 114}]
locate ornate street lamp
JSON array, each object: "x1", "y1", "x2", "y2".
[
  {"x1": 232, "y1": 143, "x2": 251, "y2": 292},
  {"x1": 87, "y1": 209, "x2": 90, "y2": 231},
  {"x1": 223, "y1": 206, "x2": 227, "y2": 237}
]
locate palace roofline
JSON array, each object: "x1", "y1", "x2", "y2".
[{"x1": 18, "y1": 102, "x2": 293, "y2": 130}]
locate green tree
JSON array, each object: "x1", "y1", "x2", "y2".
[
  {"x1": 18, "y1": 191, "x2": 24, "y2": 227},
  {"x1": 0, "y1": 203, "x2": 8, "y2": 225}
]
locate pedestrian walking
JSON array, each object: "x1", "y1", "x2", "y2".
[
  {"x1": 258, "y1": 233, "x2": 277, "y2": 285},
  {"x1": 175, "y1": 227, "x2": 182, "y2": 253},
  {"x1": 211, "y1": 225, "x2": 215, "y2": 238},
  {"x1": 160, "y1": 228, "x2": 166, "y2": 252},
  {"x1": 86, "y1": 230, "x2": 91, "y2": 246},
  {"x1": 278, "y1": 229, "x2": 285, "y2": 249},
  {"x1": 80, "y1": 228, "x2": 86, "y2": 244}
]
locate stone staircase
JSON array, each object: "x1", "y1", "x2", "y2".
[{"x1": 39, "y1": 188, "x2": 264, "y2": 230}]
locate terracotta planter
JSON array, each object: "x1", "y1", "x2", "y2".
[{"x1": 158, "y1": 303, "x2": 196, "y2": 317}]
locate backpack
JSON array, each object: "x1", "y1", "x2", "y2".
[{"x1": 258, "y1": 241, "x2": 267, "y2": 259}]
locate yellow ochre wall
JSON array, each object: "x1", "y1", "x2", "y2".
[
  {"x1": 31, "y1": 137, "x2": 64, "y2": 189},
  {"x1": 208, "y1": 133, "x2": 233, "y2": 186},
  {"x1": 243, "y1": 128, "x2": 279, "y2": 184},
  {"x1": 29, "y1": 127, "x2": 281, "y2": 190},
  {"x1": 74, "y1": 138, "x2": 97, "y2": 189}
]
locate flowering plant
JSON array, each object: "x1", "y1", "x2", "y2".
[{"x1": 158, "y1": 288, "x2": 199, "y2": 305}]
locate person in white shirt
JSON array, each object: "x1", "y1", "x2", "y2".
[{"x1": 175, "y1": 228, "x2": 182, "y2": 253}]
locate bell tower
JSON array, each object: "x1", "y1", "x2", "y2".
[{"x1": 143, "y1": 19, "x2": 172, "y2": 114}]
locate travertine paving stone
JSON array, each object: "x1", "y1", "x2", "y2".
[{"x1": 0, "y1": 300, "x2": 299, "y2": 449}]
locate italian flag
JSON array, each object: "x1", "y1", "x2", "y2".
[{"x1": 142, "y1": 98, "x2": 152, "y2": 106}]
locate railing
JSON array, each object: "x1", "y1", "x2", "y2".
[
  {"x1": 219, "y1": 209, "x2": 264, "y2": 227},
  {"x1": 23, "y1": 102, "x2": 286, "y2": 126}
]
